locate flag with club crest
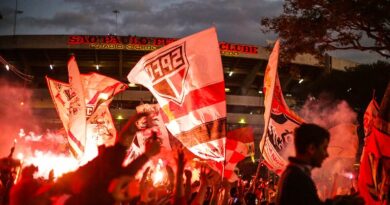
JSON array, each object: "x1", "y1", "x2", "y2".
[
  {"x1": 259, "y1": 40, "x2": 304, "y2": 174},
  {"x1": 47, "y1": 61, "x2": 127, "y2": 160},
  {"x1": 127, "y1": 27, "x2": 226, "y2": 162}
]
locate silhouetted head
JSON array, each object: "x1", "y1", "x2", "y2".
[{"x1": 294, "y1": 123, "x2": 330, "y2": 167}]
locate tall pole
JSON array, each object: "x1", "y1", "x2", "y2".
[
  {"x1": 13, "y1": 0, "x2": 18, "y2": 35},
  {"x1": 13, "y1": 0, "x2": 23, "y2": 36},
  {"x1": 113, "y1": 10, "x2": 119, "y2": 35}
]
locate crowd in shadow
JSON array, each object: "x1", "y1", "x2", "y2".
[{"x1": 0, "y1": 114, "x2": 365, "y2": 205}]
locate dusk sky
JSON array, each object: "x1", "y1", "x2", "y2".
[{"x1": 0, "y1": 0, "x2": 387, "y2": 64}]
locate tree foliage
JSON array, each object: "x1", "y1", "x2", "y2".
[
  {"x1": 295, "y1": 61, "x2": 390, "y2": 112},
  {"x1": 261, "y1": 0, "x2": 390, "y2": 61}
]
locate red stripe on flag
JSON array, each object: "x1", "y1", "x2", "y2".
[
  {"x1": 160, "y1": 81, "x2": 225, "y2": 122},
  {"x1": 68, "y1": 131, "x2": 85, "y2": 152}
]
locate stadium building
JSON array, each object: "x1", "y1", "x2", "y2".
[{"x1": 0, "y1": 34, "x2": 358, "y2": 154}]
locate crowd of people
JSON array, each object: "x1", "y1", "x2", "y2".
[{"x1": 0, "y1": 113, "x2": 366, "y2": 205}]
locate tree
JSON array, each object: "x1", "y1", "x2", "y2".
[
  {"x1": 261, "y1": 0, "x2": 390, "y2": 61},
  {"x1": 294, "y1": 61, "x2": 390, "y2": 112}
]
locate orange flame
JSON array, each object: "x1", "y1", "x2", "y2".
[{"x1": 22, "y1": 151, "x2": 79, "y2": 179}]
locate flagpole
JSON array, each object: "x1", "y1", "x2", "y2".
[
  {"x1": 255, "y1": 78, "x2": 273, "y2": 187},
  {"x1": 252, "y1": 123, "x2": 268, "y2": 191},
  {"x1": 222, "y1": 119, "x2": 227, "y2": 182}
]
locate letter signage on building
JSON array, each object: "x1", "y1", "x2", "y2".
[{"x1": 67, "y1": 35, "x2": 259, "y2": 58}]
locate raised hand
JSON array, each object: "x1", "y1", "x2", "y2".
[
  {"x1": 108, "y1": 176, "x2": 139, "y2": 202},
  {"x1": 176, "y1": 146, "x2": 186, "y2": 171},
  {"x1": 184, "y1": 169, "x2": 192, "y2": 181}
]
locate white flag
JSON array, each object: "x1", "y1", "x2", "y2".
[
  {"x1": 127, "y1": 27, "x2": 226, "y2": 161},
  {"x1": 67, "y1": 56, "x2": 87, "y2": 157},
  {"x1": 47, "y1": 69, "x2": 127, "y2": 160}
]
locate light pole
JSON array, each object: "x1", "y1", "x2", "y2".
[
  {"x1": 13, "y1": 0, "x2": 23, "y2": 36},
  {"x1": 112, "y1": 10, "x2": 120, "y2": 35}
]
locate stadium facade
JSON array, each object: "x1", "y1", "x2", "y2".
[{"x1": 0, "y1": 34, "x2": 358, "y2": 153}]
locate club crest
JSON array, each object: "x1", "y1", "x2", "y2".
[{"x1": 144, "y1": 43, "x2": 189, "y2": 104}]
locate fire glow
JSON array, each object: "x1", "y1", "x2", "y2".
[
  {"x1": 21, "y1": 151, "x2": 79, "y2": 179},
  {"x1": 152, "y1": 159, "x2": 165, "y2": 187},
  {"x1": 14, "y1": 129, "x2": 81, "y2": 180}
]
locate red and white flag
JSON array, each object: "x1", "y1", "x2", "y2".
[
  {"x1": 47, "y1": 70, "x2": 127, "y2": 160},
  {"x1": 210, "y1": 138, "x2": 248, "y2": 182},
  {"x1": 259, "y1": 40, "x2": 303, "y2": 173},
  {"x1": 127, "y1": 27, "x2": 226, "y2": 162},
  {"x1": 358, "y1": 85, "x2": 390, "y2": 205},
  {"x1": 363, "y1": 99, "x2": 380, "y2": 137},
  {"x1": 133, "y1": 104, "x2": 172, "y2": 153},
  {"x1": 227, "y1": 126, "x2": 255, "y2": 157},
  {"x1": 358, "y1": 126, "x2": 390, "y2": 205},
  {"x1": 46, "y1": 78, "x2": 71, "y2": 135},
  {"x1": 82, "y1": 73, "x2": 127, "y2": 148},
  {"x1": 67, "y1": 56, "x2": 87, "y2": 157},
  {"x1": 210, "y1": 127, "x2": 254, "y2": 182}
]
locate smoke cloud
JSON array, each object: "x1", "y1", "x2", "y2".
[
  {"x1": 0, "y1": 78, "x2": 76, "y2": 178},
  {"x1": 298, "y1": 94, "x2": 359, "y2": 199},
  {"x1": 0, "y1": 78, "x2": 39, "y2": 157}
]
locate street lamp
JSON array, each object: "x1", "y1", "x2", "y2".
[
  {"x1": 113, "y1": 10, "x2": 120, "y2": 35},
  {"x1": 13, "y1": 0, "x2": 23, "y2": 35}
]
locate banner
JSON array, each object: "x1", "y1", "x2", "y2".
[
  {"x1": 259, "y1": 40, "x2": 303, "y2": 173},
  {"x1": 47, "y1": 71, "x2": 127, "y2": 161},
  {"x1": 127, "y1": 27, "x2": 226, "y2": 162}
]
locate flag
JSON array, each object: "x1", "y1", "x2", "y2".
[
  {"x1": 81, "y1": 73, "x2": 127, "y2": 148},
  {"x1": 210, "y1": 138, "x2": 248, "y2": 182},
  {"x1": 358, "y1": 83, "x2": 390, "y2": 205},
  {"x1": 358, "y1": 127, "x2": 390, "y2": 204},
  {"x1": 67, "y1": 56, "x2": 87, "y2": 158},
  {"x1": 227, "y1": 126, "x2": 255, "y2": 157},
  {"x1": 211, "y1": 127, "x2": 254, "y2": 182},
  {"x1": 47, "y1": 71, "x2": 127, "y2": 160},
  {"x1": 131, "y1": 104, "x2": 171, "y2": 153},
  {"x1": 46, "y1": 78, "x2": 71, "y2": 142},
  {"x1": 127, "y1": 27, "x2": 226, "y2": 162},
  {"x1": 259, "y1": 40, "x2": 303, "y2": 173},
  {"x1": 363, "y1": 99, "x2": 380, "y2": 137}
]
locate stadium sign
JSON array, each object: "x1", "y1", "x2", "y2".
[{"x1": 67, "y1": 35, "x2": 259, "y2": 57}]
